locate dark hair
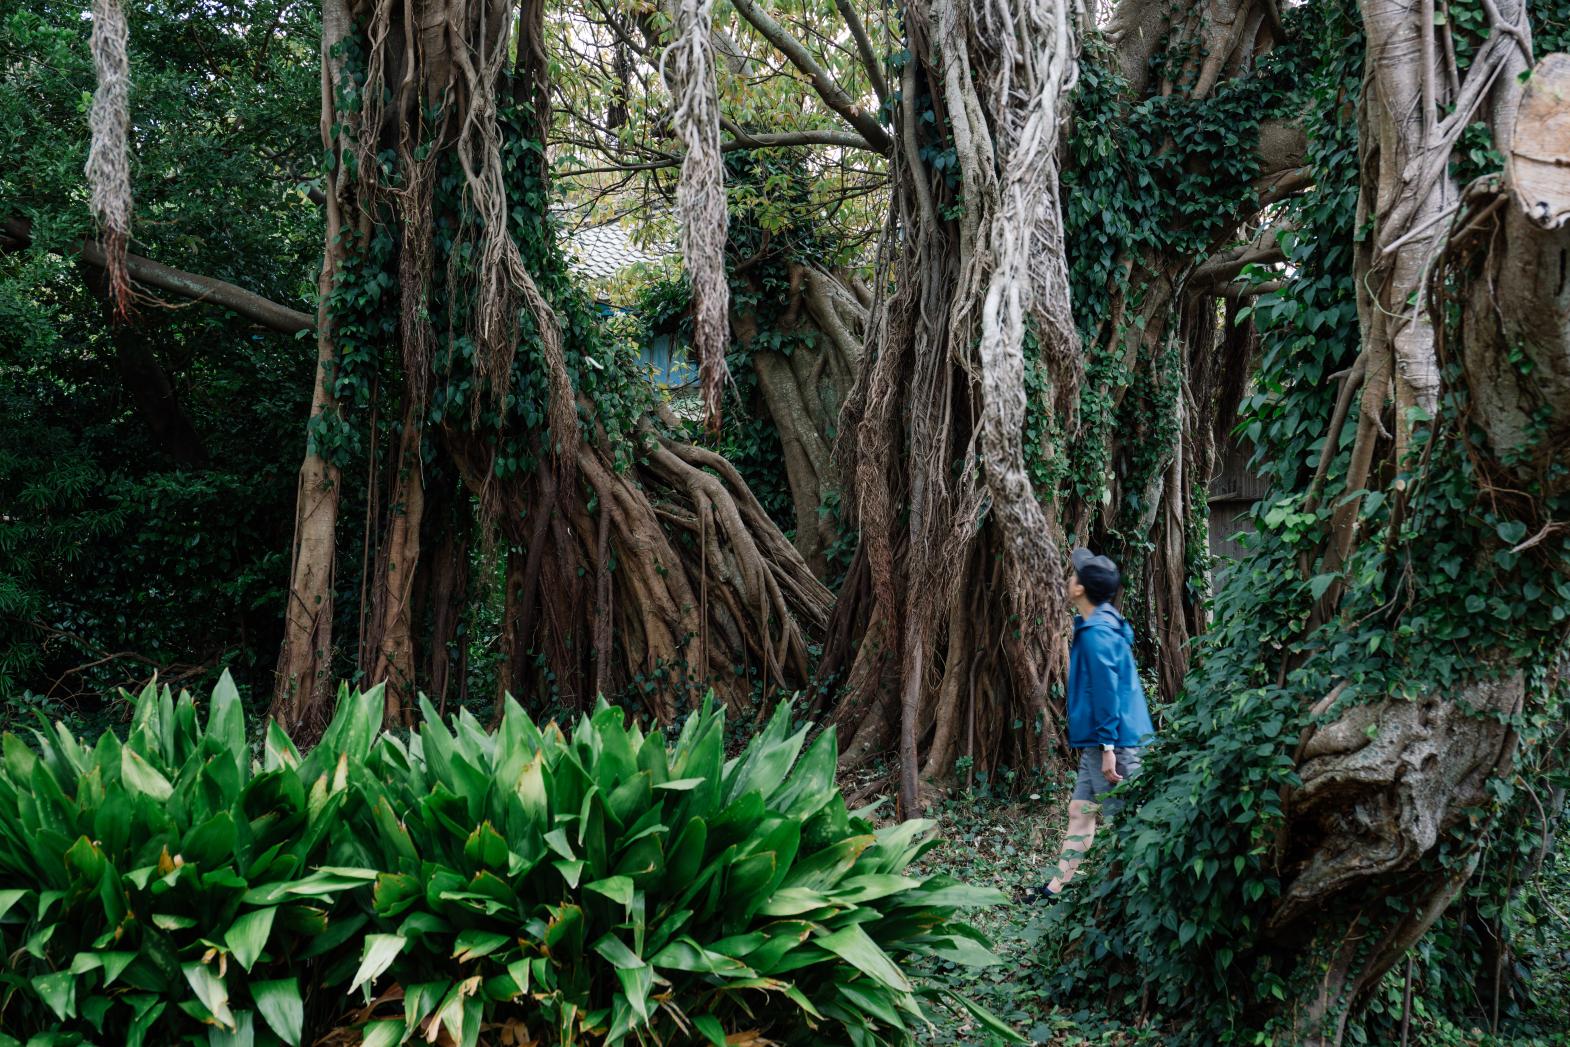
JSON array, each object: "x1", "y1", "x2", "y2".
[{"x1": 1077, "y1": 570, "x2": 1118, "y2": 606}]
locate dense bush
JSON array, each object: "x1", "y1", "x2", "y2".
[
  {"x1": 0, "y1": 676, "x2": 1013, "y2": 1045},
  {"x1": 0, "y1": 676, "x2": 380, "y2": 1045}
]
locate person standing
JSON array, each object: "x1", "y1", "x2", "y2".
[{"x1": 1036, "y1": 547, "x2": 1155, "y2": 900}]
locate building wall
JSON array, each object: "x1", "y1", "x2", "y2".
[{"x1": 1207, "y1": 435, "x2": 1271, "y2": 567}]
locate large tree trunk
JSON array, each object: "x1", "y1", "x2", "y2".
[
  {"x1": 823, "y1": 0, "x2": 1295, "y2": 801},
  {"x1": 1270, "y1": 41, "x2": 1570, "y2": 1039},
  {"x1": 264, "y1": 0, "x2": 828, "y2": 735},
  {"x1": 826, "y1": 0, "x2": 1083, "y2": 812},
  {"x1": 270, "y1": 0, "x2": 352, "y2": 737},
  {"x1": 737, "y1": 263, "x2": 863, "y2": 576}
]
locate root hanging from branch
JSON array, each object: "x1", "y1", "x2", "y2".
[
  {"x1": 86, "y1": 0, "x2": 133, "y2": 316},
  {"x1": 270, "y1": 0, "x2": 354, "y2": 741},
  {"x1": 663, "y1": 0, "x2": 731, "y2": 431}
]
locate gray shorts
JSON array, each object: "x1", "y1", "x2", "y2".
[{"x1": 1071, "y1": 746, "x2": 1143, "y2": 818}]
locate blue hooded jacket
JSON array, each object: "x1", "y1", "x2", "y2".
[{"x1": 1066, "y1": 604, "x2": 1155, "y2": 749}]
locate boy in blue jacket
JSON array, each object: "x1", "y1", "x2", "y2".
[{"x1": 1037, "y1": 547, "x2": 1155, "y2": 900}]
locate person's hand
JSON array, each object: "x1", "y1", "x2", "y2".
[{"x1": 1101, "y1": 749, "x2": 1122, "y2": 784}]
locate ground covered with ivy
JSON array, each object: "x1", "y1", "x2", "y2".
[{"x1": 906, "y1": 793, "x2": 1570, "y2": 1046}]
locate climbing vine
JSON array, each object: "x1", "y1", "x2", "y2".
[
  {"x1": 1037, "y1": 1, "x2": 1570, "y2": 1039},
  {"x1": 1042, "y1": 27, "x2": 1304, "y2": 678}
]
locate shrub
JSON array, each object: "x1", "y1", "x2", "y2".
[
  {"x1": 0, "y1": 676, "x2": 381, "y2": 1045},
  {"x1": 0, "y1": 677, "x2": 1015, "y2": 1046}
]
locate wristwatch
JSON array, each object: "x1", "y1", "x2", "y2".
[{"x1": 1101, "y1": 743, "x2": 1114, "y2": 752}]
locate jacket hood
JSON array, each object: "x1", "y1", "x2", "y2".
[{"x1": 1076, "y1": 603, "x2": 1135, "y2": 644}]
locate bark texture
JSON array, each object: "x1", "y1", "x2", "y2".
[
  {"x1": 739, "y1": 263, "x2": 863, "y2": 576},
  {"x1": 827, "y1": 0, "x2": 1083, "y2": 810},
  {"x1": 663, "y1": 0, "x2": 732, "y2": 429},
  {"x1": 1261, "y1": 42, "x2": 1570, "y2": 1043},
  {"x1": 270, "y1": 0, "x2": 352, "y2": 738},
  {"x1": 823, "y1": 0, "x2": 1295, "y2": 799},
  {"x1": 265, "y1": 0, "x2": 828, "y2": 734},
  {"x1": 86, "y1": 0, "x2": 132, "y2": 315}
]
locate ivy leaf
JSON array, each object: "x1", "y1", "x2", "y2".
[{"x1": 1309, "y1": 574, "x2": 1338, "y2": 600}]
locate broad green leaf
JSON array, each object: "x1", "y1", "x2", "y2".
[
  {"x1": 360, "y1": 1021, "x2": 406, "y2": 1047},
  {"x1": 514, "y1": 754, "x2": 548, "y2": 827},
  {"x1": 912, "y1": 882, "x2": 1009, "y2": 908},
  {"x1": 120, "y1": 747, "x2": 174, "y2": 802},
  {"x1": 838, "y1": 982, "x2": 905, "y2": 1030},
  {"x1": 183, "y1": 962, "x2": 236, "y2": 1031},
  {"x1": 815, "y1": 925, "x2": 912, "y2": 993},
  {"x1": 208, "y1": 1009, "x2": 256, "y2": 1047},
  {"x1": 252, "y1": 978, "x2": 303, "y2": 1046},
  {"x1": 616, "y1": 962, "x2": 654, "y2": 1023},
  {"x1": 653, "y1": 777, "x2": 706, "y2": 792},
  {"x1": 769, "y1": 728, "x2": 838, "y2": 820},
  {"x1": 153, "y1": 913, "x2": 199, "y2": 930},
  {"x1": 606, "y1": 771, "x2": 652, "y2": 826},
  {"x1": 782, "y1": 834, "x2": 874, "y2": 891},
  {"x1": 543, "y1": 826, "x2": 576, "y2": 861},
  {"x1": 781, "y1": 981, "x2": 826, "y2": 1019},
  {"x1": 99, "y1": 951, "x2": 137, "y2": 985},
  {"x1": 224, "y1": 908, "x2": 276, "y2": 972},
  {"x1": 831, "y1": 874, "x2": 921, "y2": 904},
  {"x1": 585, "y1": 875, "x2": 634, "y2": 907},
  {"x1": 463, "y1": 822, "x2": 508, "y2": 870},
  {"x1": 651, "y1": 937, "x2": 753, "y2": 976},
  {"x1": 243, "y1": 866, "x2": 378, "y2": 905},
  {"x1": 453, "y1": 930, "x2": 510, "y2": 962},
  {"x1": 663, "y1": 817, "x2": 707, "y2": 890},
  {"x1": 942, "y1": 987, "x2": 1029, "y2": 1043},
  {"x1": 693, "y1": 1015, "x2": 726, "y2": 1047},
  {"x1": 757, "y1": 888, "x2": 836, "y2": 917},
  {"x1": 68, "y1": 953, "x2": 102, "y2": 974},
  {"x1": 0, "y1": 889, "x2": 27, "y2": 921},
  {"x1": 263, "y1": 722, "x2": 301, "y2": 772},
  {"x1": 206, "y1": 671, "x2": 246, "y2": 771},
  {"x1": 31, "y1": 971, "x2": 76, "y2": 1021},
  {"x1": 350, "y1": 934, "x2": 407, "y2": 994},
  {"x1": 926, "y1": 932, "x2": 1003, "y2": 967},
  {"x1": 592, "y1": 933, "x2": 644, "y2": 970}
]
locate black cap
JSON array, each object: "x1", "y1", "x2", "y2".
[{"x1": 1070, "y1": 547, "x2": 1120, "y2": 595}]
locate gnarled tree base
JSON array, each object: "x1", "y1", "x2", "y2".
[{"x1": 1268, "y1": 675, "x2": 1523, "y2": 1044}]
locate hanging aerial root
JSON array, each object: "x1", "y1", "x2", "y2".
[
  {"x1": 971, "y1": 0, "x2": 1082, "y2": 666},
  {"x1": 87, "y1": 0, "x2": 133, "y2": 317},
  {"x1": 662, "y1": 0, "x2": 732, "y2": 432}
]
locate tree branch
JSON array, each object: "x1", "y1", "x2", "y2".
[
  {"x1": 718, "y1": 125, "x2": 876, "y2": 154},
  {"x1": 832, "y1": 0, "x2": 890, "y2": 109},
  {"x1": 559, "y1": 128, "x2": 880, "y2": 176},
  {"x1": 728, "y1": 0, "x2": 893, "y2": 155},
  {"x1": 1190, "y1": 221, "x2": 1296, "y2": 289},
  {"x1": 4, "y1": 217, "x2": 313, "y2": 335},
  {"x1": 1255, "y1": 166, "x2": 1313, "y2": 208}
]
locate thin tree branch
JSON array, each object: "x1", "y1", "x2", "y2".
[
  {"x1": 559, "y1": 128, "x2": 879, "y2": 176},
  {"x1": 1190, "y1": 221, "x2": 1297, "y2": 288},
  {"x1": 727, "y1": 0, "x2": 893, "y2": 155},
  {"x1": 4, "y1": 217, "x2": 313, "y2": 334},
  {"x1": 832, "y1": 0, "x2": 890, "y2": 108}
]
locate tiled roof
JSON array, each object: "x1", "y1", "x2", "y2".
[{"x1": 562, "y1": 222, "x2": 672, "y2": 280}]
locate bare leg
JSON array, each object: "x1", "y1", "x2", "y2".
[{"x1": 1047, "y1": 799, "x2": 1098, "y2": 892}]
